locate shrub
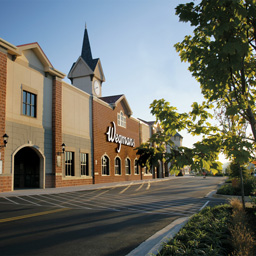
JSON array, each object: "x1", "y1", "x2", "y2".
[
  {"x1": 217, "y1": 177, "x2": 256, "y2": 196},
  {"x1": 158, "y1": 205, "x2": 232, "y2": 256},
  {"x1": 217, "y1": 184, "x2": 236, "y2": 195}
]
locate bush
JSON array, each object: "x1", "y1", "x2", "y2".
[
  {"x1": 217, "y1": 184, "x2": 236, "y2": 195},
  {"x1": 158, "y1": 205, "x2": 232, "y2": 256},
  {"x1": 217, "y1": 177, "x2": 256, "y2": 196}
]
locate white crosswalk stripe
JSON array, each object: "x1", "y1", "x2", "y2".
[{"x1": 0, "y1": 185, "x2": 209, "y2": 216}]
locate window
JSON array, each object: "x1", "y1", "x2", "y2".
[
  {"x1": 134, "y1": 159, "x2": 139, "y2": 175},
  {"x1": 102, "y1": 155, "x2": 110, "y2": 175},
  {"x1": 115, "y1": 157, "x2": 121, "y2": 175},
  {"x1": 65, "y1": 152, "x2": 74, "y2": 176},
  {"x1": 125, "y1": 158, "x2": 131, "y2": 175},
  {"x1": 81, "y1": 153, "x2": 89, "y2": 176},
  {"x1": 117, "y1": 111, "x2": 126, "y2": 128},
  {"x1": 22, "y1": 90, "x2": 37, "y2": 117}
]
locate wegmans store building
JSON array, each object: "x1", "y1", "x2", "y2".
[{"x1": 0, "y1": 27, "x2": 181, "y2": 192}]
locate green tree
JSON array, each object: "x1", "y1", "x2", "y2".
[
  {"x1": 174, "y1": 0, "x2": 256, "y2": 208},
  {"x1": 175, "y1": 0, "x2": 256, "y2": 142},
  {"x1": 149, "y1": 99, "x2": 223, "y2": 175},
  {"x1": 136, "y1": 131, "x2": 168, "y2": 174}
]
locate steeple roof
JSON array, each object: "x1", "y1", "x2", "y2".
[
  {"x1": 81, "y1": 25, "x2": 98, "y2": 71},
  {"x1": 68, "y1": 25, "x2": 105, "y2": 83}
]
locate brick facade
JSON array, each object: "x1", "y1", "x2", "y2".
[
  {"x1": 51, "y1": 77, "x2": 93, "y2": 188},
  {"x1": 0, "y1": 50, "x2": 11, "y2": 192},
  {"x1": 93, "y1": 98, "x2": 152, "y2": 184},
  {"x1": 52, "y1": 77, "x2": 63, "y2": 187},
  {"x1": 0, "y1": 35, "x2": 154, "y2": 193}
]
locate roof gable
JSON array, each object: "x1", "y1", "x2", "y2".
[
  {"x1": 17, "y1": 42, "x2": 65, "y2": 78},
  {"x1": 94, "y1": 59, "x2": 105, "y2": 82},
  {"x1": 100, "y1": 94, "x2": 133, "y2": 116},
  {"x1": 68, "y1": 56, "x2": 94, "y2": 79},
  {"x1": 22, "y1": 49, "x2": 44, "y2": 70}
]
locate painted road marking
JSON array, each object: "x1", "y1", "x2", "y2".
[
  {"x1": 3, "y1": 197, "x2": 19, "y2": 205},
  {"x1": 0, "y1": 208, "x2": 70, "y2": 223},
  {"x1": 135, "y1": 183, "x2": 144, "y2": 191},
  {"x1": 119, "y1": 183, "x2": 133, "y2": 194},
  {"x1": 91, "y1": 189, "x2": 112, "y2": 199},
  {"x1": 38, "y1": 194, "x2": 92, "y2": 209},
  {"x1": 27, "y1": 195, "x2": 67, "y2": 208},
  {"x1": 146, "y1": 181, "x2": 151, "y2": 190},
  {"x1": 15, "y1": 196, "x2": 41, "y2": 206}
]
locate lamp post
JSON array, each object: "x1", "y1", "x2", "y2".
[
  {"x1": 62, "y1": 143, "x2": 66, "y2": 154},
  {"x1": 0, "y1": 134, "x2": 9, "y2": 148}
]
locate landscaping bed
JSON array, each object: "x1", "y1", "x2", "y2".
[
  {"x1": 216, "y1": 176, "x2": 256, "y2": 196},
  {"x1": 157, "y1": 202, "x2": 256, "y2": 256}
]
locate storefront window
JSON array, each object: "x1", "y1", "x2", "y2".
[
  {"x1": 65, "y1": 151, "x2": 74, "y2": 176},
  {"x1": 125, "y1": 158, "x2": 131, "y2": 175},
  {"x1": 115, "y1": 157, "x2": 121, "y2": 175},
  {"x1": 134, "y1": 159, "x2": 139, "y2": 175},
  {"x1": 81, "y1": 153, "x2": 89, "y2": 176},
  {"x1": 102, "y1": 155, "x2": 110, "y2": 175}
]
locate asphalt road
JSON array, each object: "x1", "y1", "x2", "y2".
[{"x1": 0, "y1": 176, "x2": 227, "y2": 256}]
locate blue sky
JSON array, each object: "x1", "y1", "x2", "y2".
[{"x1": 1, "y1": 0, "x2": 208, "y2": 151}]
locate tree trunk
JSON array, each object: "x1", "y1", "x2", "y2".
[{"x1": 239, "y1": 166, "x2": 246, "y2": 210}]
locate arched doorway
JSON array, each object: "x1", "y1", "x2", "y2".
[{"x1": 14, "y1": 147, "x2": 40, "y2": 189}]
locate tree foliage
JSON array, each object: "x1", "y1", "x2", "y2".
[
  {"x1": 175, "y1": 0, "x2": 256, "y2": 142},
  {"x1": 136, "y1": 1, "x2": 256, "y2": 184},
  {"x1": 149, "y1": 99, "x2": 223, "y2": 174}
]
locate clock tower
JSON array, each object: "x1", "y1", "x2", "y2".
[{"x1": 68, "y1": 24, "x2": 105, "y2": 97}]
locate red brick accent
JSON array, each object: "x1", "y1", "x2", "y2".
[
  {"x1": 0, "y1": 176, "x2": 12, "y2": 192},
  {"x1": 0, "y1": 51, "x2": 11, "y2": 192},
  {"x1": 54, "y1": 177, "x2": 93, "y2": 187},
  {"x1": 92, "y1": 98, "x2": 152, "y2": 184},
  {"x1": 52, "y1": 78, "x2": 63, "y2": 187}
]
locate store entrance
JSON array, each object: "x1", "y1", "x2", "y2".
[{"x1": 14, "y1": 147, "x2": 40, "y2": 189}]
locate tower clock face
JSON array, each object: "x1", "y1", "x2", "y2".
[{"x1": 94, "y1": 80, "x2": 101, "y2": 96}]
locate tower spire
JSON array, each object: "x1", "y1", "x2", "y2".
[{"x1": 81, "y1": 24, "x2": 93, "y2": 63}]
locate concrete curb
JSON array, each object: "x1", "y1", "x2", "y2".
[{"x1": 126, "y1": 217, "x2": 189, "y2": 256}]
